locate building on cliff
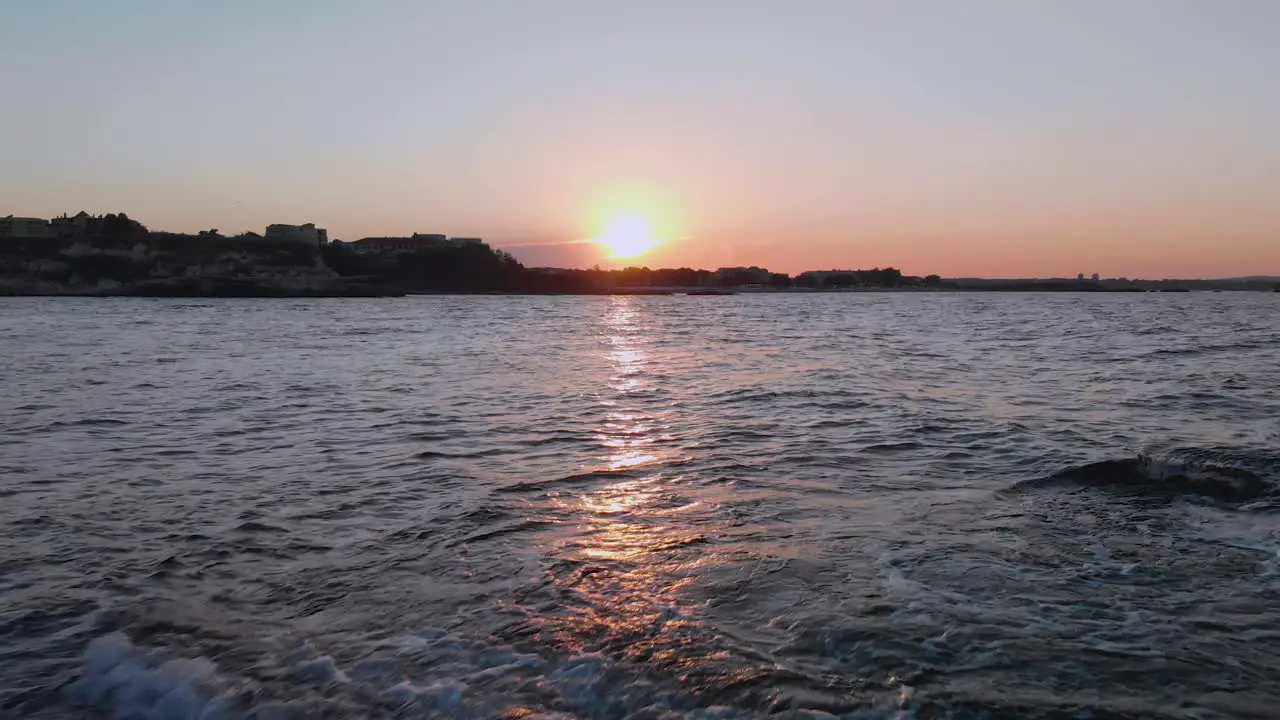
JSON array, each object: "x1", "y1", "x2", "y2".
[
  {"x1": 0, "y1": 216, "x2": 54, "y2": 239},
  {"x1": 50, "y1": 212, "x2": 95, "y2": 239},
  {"x1": 265, "y1": 223, "x2": 329, "y2": 247}
]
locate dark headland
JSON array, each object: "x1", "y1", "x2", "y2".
[{"x1": 1, "y1": 212, "x2": 1276, "y2": 297}]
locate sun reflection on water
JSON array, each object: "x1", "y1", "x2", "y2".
[
  {"x1": 533, "y1": 297, "x2": 716, "y2": 653},
  {"x1": 501, "y1": 297, "x2": 754, "y2": 688},
  {"x1": 595, "y1": 298, "x2": 666, "y2": 473}
]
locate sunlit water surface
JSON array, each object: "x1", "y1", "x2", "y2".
[{"x1": 2, "y1": 294, "x2": 1279, "y2": 719}]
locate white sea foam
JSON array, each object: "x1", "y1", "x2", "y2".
[
  {"x1": 382, "y1": 679, "x2": 467, "y2": 712},
  {"x1": 1183, "y1": 502, "x2": 1280, "y2": 572},
  {"x1": 64, "y1": 628, "x2": 909, "y2": 720},
  {"x1": 63, "y1": 633, "x2": 236, "y2": 720},
  {"x1": 292, "y1": 654, "x2": 349, "y2": 685}
]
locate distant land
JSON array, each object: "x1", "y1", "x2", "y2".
[{"x1": 2, "y1": 212, "x2": 1277, "y2": 297}]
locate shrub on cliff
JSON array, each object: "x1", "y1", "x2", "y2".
[{"x1": 322, "y1": 242, "x2": 524, "y2": 291}]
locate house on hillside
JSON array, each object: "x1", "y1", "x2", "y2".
[{"x1": 50, "y1": 211, "x2": 95, "y2": 239}]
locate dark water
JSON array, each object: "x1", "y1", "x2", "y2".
[{"x1": 2, "y1": 294, "x2": 1279, "y2": 720}]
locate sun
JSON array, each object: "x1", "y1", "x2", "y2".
[{"x1": 592, "y1": 214, "x2": 663, "y2": 260}]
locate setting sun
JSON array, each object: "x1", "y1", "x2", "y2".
[{"x1": 591, "y1": 214, "x2": 664, "y2": 260}]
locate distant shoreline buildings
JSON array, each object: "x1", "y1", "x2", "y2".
[
  {"x1": 0, "y1": 214, "x2": 486, "y2": 254},
  {"x1": 1, "y1": 215, "x2": 56, "y2": 239},
  {"x1": 3, "y1": 210, "x2": 1277, "y2": 292},
  {"x1": 1, "y1": 211, "x2": 102, "y2": 240}
]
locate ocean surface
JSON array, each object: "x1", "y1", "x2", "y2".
[{"x1": 2, "y1": 293, "x2": 1279, "y2": 720}]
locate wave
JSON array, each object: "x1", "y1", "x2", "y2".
[
  {"x1": 45, "y1": 417, "x2": 129, "y2": 428},
  {"x1": 415, "y1": 448, "x2": 510, "y2": 460},
  {"x1": 711, "y1": 386, "x2": 872, "y2": 408},
  {"x1": 232, "y1": 521, "x2": 289, "y2": 534},
  {"x1": 447, "y1": 518, "x2": 562, "y2": 547},
  {"x1": 647, "y1": 534, "x2": 710, "y2": 552},
  {"x1": 861, "y1": 440, "x2": 924, "y2": 454},
  {"x1": 1009, "y1": 448, "x2": 1276, "y2": 503},
  {"x1": 495, "y1": 469, "x2": 636, "y2": 494},
  {"x1": 1148, "y1": 340, "x2": 1273, "y2": 358}
]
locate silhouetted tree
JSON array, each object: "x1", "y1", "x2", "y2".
[
  {"x1": 613, "y1": 266, "x2": 653, "y2": 287},
  {"x1": 861, "y1": 267, "x2": 902, "y2": 287},
  {"x1": 825, "y1": 273, "x2": 857, "y2": 288},
  {"x1": 323, "y1": 240, "x2": 527, "y2": 292},
  {"x1": 95, "y1": 213, "x2": 149, "y2": 243}
]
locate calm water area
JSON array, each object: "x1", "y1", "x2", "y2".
[{"x1": 2, "y1": 294, "x2": 1279, "y2": 719}]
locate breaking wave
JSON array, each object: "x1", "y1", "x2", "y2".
[
  {"x1": 64, "y1": 634, "x2": 239, "y2": 720},
  {"x1": 1010, "y1": 446, "x2": 1279, "y2": 504}
]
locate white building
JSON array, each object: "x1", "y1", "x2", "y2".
[
  {"x1": 0, "y1": 215, "x2": 53, "y2": 239},
  {"x1": 265, "y1": 223, "x2": 329, "y2": 247}
]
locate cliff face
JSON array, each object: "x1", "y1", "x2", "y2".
[{"x1": 0, "y1": 237, "x2": 396, "y2": 297}]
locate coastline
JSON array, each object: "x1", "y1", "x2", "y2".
[
  {"x1": 2, "y1": 232, "x2": 1275, "y2": 297},
  {"x1": 4, "y1": 285, "x2": 1269, "y2": 298}
]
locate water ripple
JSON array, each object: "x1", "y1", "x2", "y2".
[{"x1": 1, "y1": 293, "x2": 1279, "y2": 719}]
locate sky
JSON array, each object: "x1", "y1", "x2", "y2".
[{"x1": 2, "y1": 0, "x2": 1277, "y2": 278}]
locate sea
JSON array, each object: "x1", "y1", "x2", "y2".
[{"x1": 2, "y1": 293, "x2": 1278, "y2": 720}]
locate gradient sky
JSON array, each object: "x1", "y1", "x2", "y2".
[{"x1": 2, "y1": 0, "x2": 1277, "y2": 277}]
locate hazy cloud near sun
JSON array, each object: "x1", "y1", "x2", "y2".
[{"x1": 505, "y1": 241, "x2": 603, "y2": 269}]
